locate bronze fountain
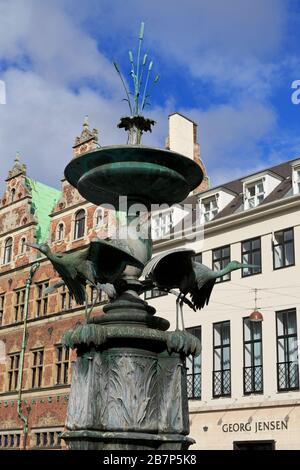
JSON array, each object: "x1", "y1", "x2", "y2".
[{"x1": 59, "y1": 24, "x2": 204, "y2": 450}]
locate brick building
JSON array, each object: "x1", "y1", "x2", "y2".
[{"x1": 0, "y1": 114, "x2": 208, "y2": 449}]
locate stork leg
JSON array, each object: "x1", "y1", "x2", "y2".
[
  {"x1": 175, "y1": 295, "x2": 180, "y2": 331},
  {"x1": 85, "y1": 284, "x2": 100, "y2": 323},
  {"x1": 179, "y1": 295, "x2": 186, "y2": 331}
]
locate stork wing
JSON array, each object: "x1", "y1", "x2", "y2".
[
  {"x1": 142, "y1": 248, "x2": 196, "y2": 288},
  {"x1": 88, "y1": 238, "x2": 144, "y2": 283},
  {"x1": 50, "y1": 256, "x2": 86, "y2": 305},
  {"x1": 190, "y1": 278, "x2": 216, "y2": 310}
]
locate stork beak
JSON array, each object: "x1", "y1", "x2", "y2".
[{"x1": 26, "y1": 242, "x2": 40, "y2": 250}]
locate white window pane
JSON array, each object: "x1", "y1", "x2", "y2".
[
  {"x1": 274, "y1": 245, "x2": 283, "y2": 268},
  {"x1": 214, "y1": 349, "x2": 221, "y2": 370},
  {"x1": 285, "y1": 243, "x2": 294, "y2": 265}
]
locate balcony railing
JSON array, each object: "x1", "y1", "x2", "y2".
[
  {"x1": 187, "y1": 373, "x2": 201, "y2": 399},
  {"x1": 243, "y1": 365, "x2": 263, "y2": 394},
  {"x1": 277, "y1": 361, "x2": 299, "y2": 391},
  {"x1": 213, "y1": 369, "x2": 231, "y2": 397}
]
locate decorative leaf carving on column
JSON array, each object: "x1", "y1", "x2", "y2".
[{"x1": 108, "y1": 354, "x2": 157, "y2": 430}]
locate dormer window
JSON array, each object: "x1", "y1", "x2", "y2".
[
  {"x1": 293, "y1": 167, "x2": 300, "y2": 194},
  {"x1": 245, "y1": 180, "x2": 264, "y2": 209},
  {"x1": 201, "y1": 196, "x2": 218, "y2": 222}
]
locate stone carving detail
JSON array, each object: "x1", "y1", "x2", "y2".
[
  {"x1": 157, "y1": 354, "x2": 189, "y2": 435},
  {"x1": 108, "y1": 354, "x2": 157, "y2": 431},
  {"x1": 66, "y1": 352, "x2": 92, "y2": 429}
]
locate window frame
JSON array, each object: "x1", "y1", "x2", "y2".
[
  {"x1": 245, "y1": 179, "x2": 265, "y2": 209},
  {"x1": 0, "y1": 293, "x2": 5, "y2": 326},
  {"x1": 55, "y1": 345, "x2": 70, "y2": 386},
  {"x1": 14, "y1": 287, "x2": 26, "y2": 322},
  {"x1": 212, "y1": 245, "x2": 231, "y2": 283},
  {"x1": 272, "y1": 227, "x2": 295, "y2": 270},
  {"x1": 74, "y1": 209, "x2": 86, "y2": 240},
  {"x1": 144, "y1": 289, "x2": 168, "y2": 300},
  {"x1": 3, "y1": 237, "x2": 13, "y2": 264},
  {"x1": 243, "y1": 317, "x2": 263, "y2": 395},
  {"x1": 8, "y1": 352, "x2": 20, "y2": 391},
  {"x1": 213, "y1": 321, "x2": 231, "y2": 398},
  {"x1": 241, "y1": 237, "x2": 262, "y2": 277},
  {"x1": 35, "y1": 281, "x2": 49, "y2": 317},
  {"x1": 31, "y1": 348, "x2": 44, "y2": 389},
  {"x1": 276, "y1": 309, "x2": 299, "y2": 392},
  {"x1": 186, "y1": 326, "x2": 201, "y2": 400}
]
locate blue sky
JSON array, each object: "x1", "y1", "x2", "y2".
[{"x1": 0, "y1": 0, "x2": 299, "y2": 189}]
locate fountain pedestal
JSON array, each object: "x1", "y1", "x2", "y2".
[{"x1": 62, "y1": 297, "x2": 195, "y2": 450}]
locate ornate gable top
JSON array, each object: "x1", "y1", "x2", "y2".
[
  {"x1": 7, "y1": 152, "x2": 27, "y2": 180},
  {"x1": 73, "y1": 115, "x2": 98, "y2": 147}
]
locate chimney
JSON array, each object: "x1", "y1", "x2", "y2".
[{"x1": 166, "y1": 113, "x2": 209, "y2": 194}]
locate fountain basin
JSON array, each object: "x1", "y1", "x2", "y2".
[{"x1": 65, "y1": 145, "x2": 203, "y2": 208}]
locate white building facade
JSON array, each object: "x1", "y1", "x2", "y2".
[{"x1": 147, "y1": 114, "x2": 300, "y2": 450}]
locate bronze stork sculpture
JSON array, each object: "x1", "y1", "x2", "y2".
[
  {"x1": 27, "y1": 237, "x2": 144, "y2": 321},
  {"x1": 142, "y1": 248, "x2": 258, "y2": 329}
]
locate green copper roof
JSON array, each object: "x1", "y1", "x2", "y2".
[{"x1": 25, "y1": 177, "x2": 61, "y2": 243}]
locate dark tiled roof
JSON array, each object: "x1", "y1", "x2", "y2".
[{"x1": 155, "y1": 159, "x2": 297, "y2": 243}]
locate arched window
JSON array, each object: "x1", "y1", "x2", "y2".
[
  {"x1": 57, "y1": 223, "x2": 64, "y2": 241},
  {"x1": 74, "y1": 210, "x2": 85, "y2": 239},
  {"x1": 20, "y1": 237, "x2": 26, "y2": 254},
  {"x1": 95, "y1": 208, "x2": 103, "y2": 228},
  {"x1": 11, "y1": 188, "x2": 16, "y2": 203},
  {"x1": 3, "y1": 238, "x2": 13, "y2": 264}
]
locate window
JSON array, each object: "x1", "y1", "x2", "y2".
[
  {"x1": 193, "y1": 253, "x2": 202, "y2": 263},
  {"x1": 144, "y1": 289, "x2": 168, "y2": 300},
  {"x1": 151, "y1": 210, "x2": 173, "y2": 240},
  {"x1": 276, "y1": 309, "x2": 299, "y2": 391},
  {"x1": 293, "y1": 167, "x2": 300, "y2": 194},
  {"x1": 88, "y1": 285, "x2": 101, "y2": 305},
  {"x1": 201, "y1": 196, "x2": 218, "y2": 222},
  {"x1": 213, "y1": 321, "x2": 231, "y2": 397},
  {"x1": 55, "y1": 345, "x2": 70, "y2": 385},
  {"x1": 36, "y1": 282, "x2": 49, "y2": 317},
  {"x1": 3, "y1": 237, "x2": 13, "y2": 264},
  {"x1": 245, "y1": 180, "x2": 264, "y2": 208},
  {"x1": 57, "y1": 223, "x2": 64, "y2": 241},
  {"x1": 212, "y1": 245, "x2": 230, "y2": 283},
  {"x1": 20, "y1": 237, "x2": 26, "y2": 254},
  {"x1": 74, "y1": 210, "x2": 85, "y2": 239},
  {"x1": 8, "y1": 353, "x2": 20, "y2": 391},
  {"x1": 0, "y1": 432, "x2": 21, "y2": 449},
  {"x1": 241, "y1": 237, "x2": 261, "y2": 277},
  {"x1": 95, "y1": 208, "x2": 103, "y2": 228},
  {"x1": 186, "y1": 326, "x2": 201, "y2": 399},
  {"x1": 243, "y1": 318, "x2": 263, "y2": 394},
  {"x1": 273, "y1": 228, "x2": 295, "y2": 269},
  {"x1": 31, "y1": 349, "x2": 44, "y2": 388},
  {"x1": 60, "y1": 285, "x2": 73, "y2": 310},
  {"x1": 0, "y1": 293, "x2": 5, "y2": 326},
  {"x1": 34, "y1": 429, "x2": 62, "y2": 449},
  {"x1": 11, "y1": 188, "x2": 16, "y2": 203},
  {"x1": 14, "y1": 288, "x2": 26, "y2": 322}
]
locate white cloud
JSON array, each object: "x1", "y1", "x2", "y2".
[{"x1": 0, "y1": 0, "x2": 298, "y2": 195}]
